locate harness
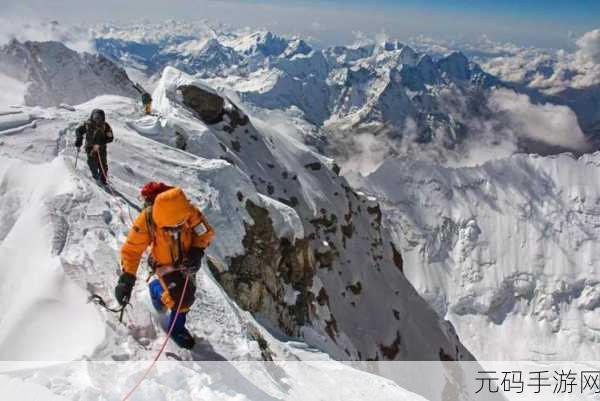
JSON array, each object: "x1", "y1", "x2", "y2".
[
  {"x1": 85, "y1": 121, "x2": 108, "y2": 149},
  {"x1": 144, "y1": 205, "x2": 189, "y2": 310}
]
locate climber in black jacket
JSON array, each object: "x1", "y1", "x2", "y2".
[{"x1": 75, "y1": 109, "x2": 114, "y2": 185}]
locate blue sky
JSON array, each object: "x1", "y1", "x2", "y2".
[
  {"x1": 3, "y1": 0, "x2": 599, "y2": 49},
  {"x1": 287, "y1": 0, "x2": 598, "y2": 21}
]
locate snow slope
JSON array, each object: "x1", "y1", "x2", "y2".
[
  {"x1": 0, "y1": 157, "x2": 105, "y2": 360},
  {"x1": 363, "y1": 154, "x2": 600, "y2": 360}
]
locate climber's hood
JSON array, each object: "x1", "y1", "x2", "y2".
[{"x1": 152, "y1": 187, "x2": 193, "y2": 227}]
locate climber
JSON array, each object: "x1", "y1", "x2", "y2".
[
  {"x1": 142, "y1": 92, "x2": 152, "y2": 115},
  {"x1": 115, "y1": 182, "x2": 215, "y2": 349},
  {"x1": 75, "y1": 109, "x2": 113, "y2": 185},
  {"x1": 133, "y1": 82, "x2": 153, "y2": 115},
  {"x1": 175, "y1": 131, "x2": 187, "y2": 151}
]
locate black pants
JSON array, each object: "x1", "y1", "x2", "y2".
[{"x1": 86, "y1": 146, "x2": 108, "y2": 183}]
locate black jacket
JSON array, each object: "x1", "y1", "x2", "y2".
[{"x1": 75, "y1": 121, "x2": 114, "y2": 148}]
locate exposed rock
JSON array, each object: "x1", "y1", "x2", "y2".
[
  {"x1": 346, "y1": 281, "x2": 362, "y2": 295},
  {"x1": 439, "y1": 347, "x2": 456, "y2": 361},
  {"x1": 391, "y1": 242, "x2": 404, "y2": 273},
  {"x1": 317, "y1": 287, "x2": 329, "y2": 305},
  {"x1": 379, "y1": 331, "x2": 402, "y2": 359},
  {"x1": 367, "y1": 204, "x2": 382, "y2": 226},
  {"x1": 210, "y1": 200, "x2": 314, "y2": 335},
  {"x1": 325, "y1": 315, "x2": 338, "y2": 342},
  {"x1": 332, "y1": 162, "x2": 341, "y2": 176},
  {"x1": 315, "y1": 244, "x2": 336, "y2": 269},
  {"x1": 304, "y1": 162, "x2": 322, "y2": 171},
  {"x1": 174, "y1": 131, "x2": 187, "y2": 150},
  {"x1": 178, "y1": 84, "x2": 225, "y2": 124}
]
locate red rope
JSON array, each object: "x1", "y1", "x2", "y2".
[
  {"x1": 95, "y1": 148, "x2": 117, "y2": 196},
  {"x1": 120, "y1": 272, "x2": 191, "y2": 401},
  {"x1": 95, "y1": 149, "x2": 135, "y2": 224}
]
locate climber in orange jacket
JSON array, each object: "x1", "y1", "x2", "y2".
[{"x1": 116, "y1": 182, "x2": 214, "y2": 349}]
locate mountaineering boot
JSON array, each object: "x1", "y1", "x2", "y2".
[
  {"x1": 171, "y1": 327, "x2": 196, "y2": 350},
  {"x1": 160, "y1": 310, "x2": 196, "y2": 350}
]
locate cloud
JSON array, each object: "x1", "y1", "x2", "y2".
[
  {"x1": 575, "y1": 29, "x2": 600, "y2": 64},
  {"x1": 468, "y1": 28, "x2": 600, "y2": 92},
  {"x1": 488, "y1": 88, "x2": 590, "y2": 151},
  {"x1": 0, "y1": 73, "x2": 26, "y2": 109},
  {"x1": 0, "y1": 16, "x2": 94, "y2": 53},
  {"x1": 337, "y1": 132, "x2": 392, "y2": 176},
  {"x1": 332, "y1": 85, "x2": 590, "y2": 177}
]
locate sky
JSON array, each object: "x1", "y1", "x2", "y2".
[{"x1": 2, "y1": 0, "x2": 599, "y2": 49}]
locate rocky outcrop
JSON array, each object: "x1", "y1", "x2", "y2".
[
  {"x1": 208, "y1": 200, "x2": 315, "y2": 335},
  {"x1": 178, "y1": 84, "x2": 250, "y2": 128},
  {"x1": 178, "y1": 84, "x2": 225, "y2": 124}
]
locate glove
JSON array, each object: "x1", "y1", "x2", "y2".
[
  {"x1": 114, "y1": 272, "x2": 136, "y2": 306},
  {"x1": 75, "y1": 139, "x2": 82, "y2": 148},
  {"x1": 184, "y1": 247, "x2": 205, "y2": 272},
  {"x1": 92, "y1": 144, "x2": 100, "y2": 152}
]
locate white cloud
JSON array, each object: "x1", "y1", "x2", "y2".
[
  {"x1": 471, "y1": 28, "x2": 600, "y2": 93},
  {"x1": 488, "y1": 88, "x2": 590, "y2": 151},
  {"x1": 575, "y1": 29, "x2": 600, "y2": 64},
  {"x1": 338, "y1": 133, "x2": 390, "y2": 176},
  {"x1": 0, "y1": 73, "x2": 26, "y2": 109},
  {"x1": 0, "y1": 17, "x2": 94, "y2": 53}
]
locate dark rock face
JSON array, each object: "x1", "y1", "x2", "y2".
[
  {"x1": 178, "y1": 84, "x2": 225, "y2": 124},
  {"x1": 208, "y1": 200, "x2": 315, "y2": 335},
  {"x1": 178, "y1": 84, "x2": 251, "y2": 130}
]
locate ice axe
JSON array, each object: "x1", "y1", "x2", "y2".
[{"x1": 88, "y1": 294, "x2": 129, "y2": 323}]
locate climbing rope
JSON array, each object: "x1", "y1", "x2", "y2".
[
  {"x1": 95, "y1": 148, "x2": 136, "y2": 225},
  {"x1": 119, "y1": 272, "x2": 191, "y2": 401}
]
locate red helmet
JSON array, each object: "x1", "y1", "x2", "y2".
[{"x1": 140, "y1": 181, "x2": 173, "y2": 205}]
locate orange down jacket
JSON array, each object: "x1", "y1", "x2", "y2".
[{"x1": 121, "y1": 187, "x2": 214, "y2": 276}]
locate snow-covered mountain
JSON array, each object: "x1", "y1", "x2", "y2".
[
  {"x1": 0, "y1": 39, "x2": 137, "y2": 107},
  {"x1": 91, "y1": 21, "x2": 598, "y2": 174},
  {"x1": 361, "y1": 153, "x2": 600, "y2": 360},
  {"x1": 410, "y1": 33, "x2": 600, "y2": 139}
]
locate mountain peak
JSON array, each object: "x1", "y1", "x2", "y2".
[
  {"x1": 437, "y1": 51, "x2": 471, "y2": 80},
  {"x1": 0, "y1": 39, "x2": 137, "y2": 107}
]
